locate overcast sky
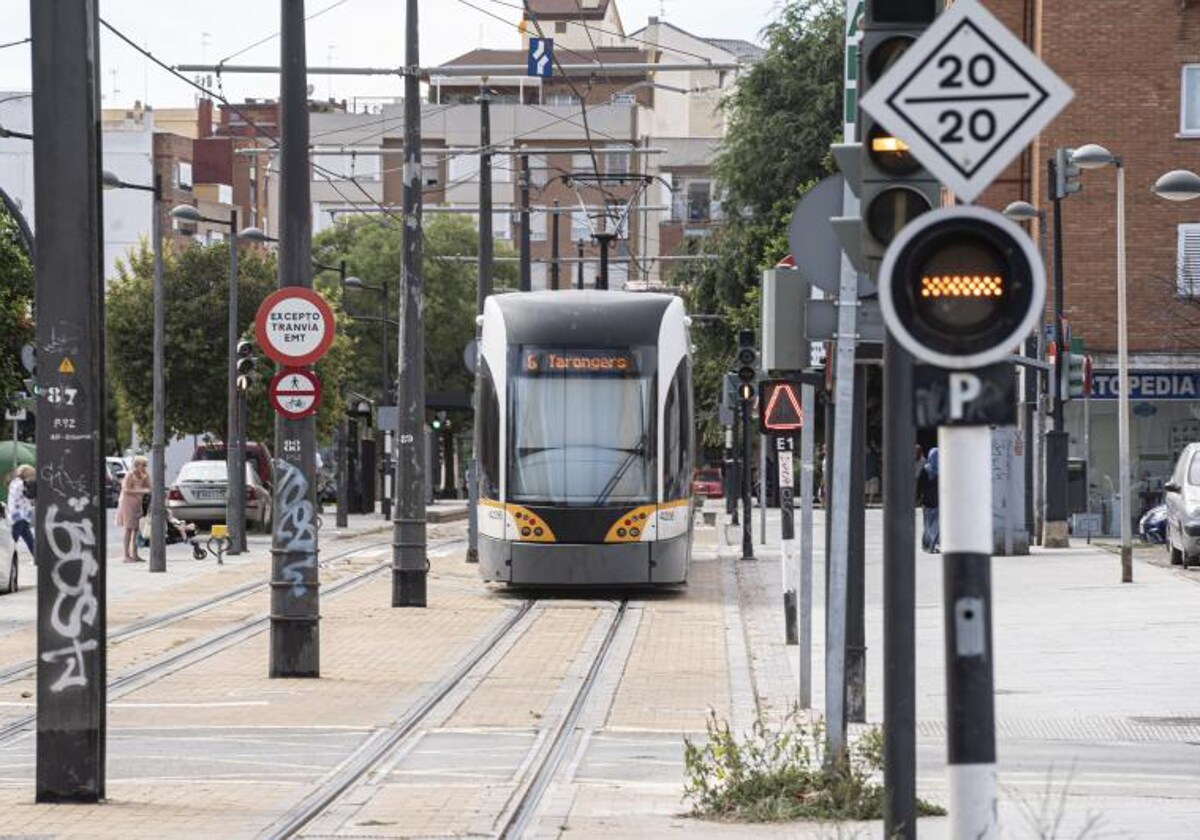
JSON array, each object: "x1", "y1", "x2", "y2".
[{"x1": 0, "y1": 0, "x2": 783, "y2": 108}]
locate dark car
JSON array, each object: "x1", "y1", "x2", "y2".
[
  {"x1": 1140, "y1": 504, "x2": 1167, "y2": 545},
  {"x1": 1163, "y1": 442, "x2": 1200, "y2": 567},
  {"x1": 691, "y1": 466, "x2": 723, "y2": 498}
]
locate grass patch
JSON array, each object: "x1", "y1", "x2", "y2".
[{"x1": 683, "y1": 708, "x2": 945, "y2": 823}]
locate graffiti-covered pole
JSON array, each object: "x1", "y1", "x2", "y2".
[
  {"x1": 269, "y1": 0, "x2": 321, "y2": 676},
  {"x1": 31, "y1": 0, "x2": 108, "y2": 802},
  {"x1": 393, "y1": 0, "x2": 428, "y2": 607}
]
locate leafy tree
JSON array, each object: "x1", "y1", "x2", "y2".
[
  {"x1": 106, "y1": 239, "x2": 352, "y2": 444},
  {"x1": 311, "y1": 213, "x2": 517, "y2": 422},
  {"x1": 671, "y1": 0, "x2": 844, "y2": 449},
  {"x1": 0, "y1": 203, "x2": 34, "y2": 415}
]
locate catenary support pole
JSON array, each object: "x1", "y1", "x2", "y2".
[
  {"x1": 1044, "y1": 156, "x2": 1069, "y2": 548},
  {"x1": 798, "y1": 384, "x2": 814, "y2": 707},
  {"x1": 741, "y1": 396, "x2": 754, "y2": 560},
  {"x1": 940, "y1": 425, "x2": 998, "y2": 840},
  {"x1": 32, "y1": 0, "x2": 108, "y2": 801},
  {"x1": 576, "y1": 240, "x2": 585, "y2": 289},
  {"x1": 550, "y1": 199, "x2": 561, "y2": 289},
  {"x1": 228, "y1": 210, "x2": 246, "y2": 555},
  {"x1": 150, "y1": 174, "x2": 167, "y2": 573},
  {"x1": 467, "y1": 88, "x2": 493, "y2": 567},
  {"x1": 883, "y1": 336, "x2": 917, "y2": 838},
  {"x1": 270, "y1": 0, "x2": 321, "y2": 676},
  {"x1": 519, "y1": 154, "x2": 531, "y2": 292},
  {"x1": 393, "y1": 0, "x2": 428, "y2": 607}
]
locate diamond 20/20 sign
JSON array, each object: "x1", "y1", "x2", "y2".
[{"x1": 860, "y1": 0, "x2": 1073, "y2": 204}]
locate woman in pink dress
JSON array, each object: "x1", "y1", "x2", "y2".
[{"x1": 115, "y1": 456, "x2": 151, "y2": 562}]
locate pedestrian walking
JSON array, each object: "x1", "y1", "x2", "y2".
[
  {"x1": 116, "y1": 455, "x2": 151, "y2": 563},
  {"x1": 5, "y1": 464, "x2": 35, "y2": 560},
  {"x1": 917, "y1": 447, "x2": 940, "y2": 553}
]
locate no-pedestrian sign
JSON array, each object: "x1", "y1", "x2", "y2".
[
  {"x1": 255, "y1": 287, "x2": 337, "y2": 367},
  {"x1": 270, "y1": 368, "x2": 322, "y2": 420},
  {"x1": 859, "y1": 0, "x2": 1073, "y2": 204}
]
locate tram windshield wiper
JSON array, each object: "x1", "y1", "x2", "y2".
[{"x1": 592, "y1": 434, "x2": 648, "y2": 506}]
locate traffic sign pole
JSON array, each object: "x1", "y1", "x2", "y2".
[
  {"x1": 776, "y1": 437, "x2": 797, "y2": 645},
  {"x1": 939, "y1": 425, "x2": 998, "y2": 840}
]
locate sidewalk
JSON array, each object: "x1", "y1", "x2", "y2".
[{"x1": 720, "y1": 505, "x2": 1200, "y2": 838}]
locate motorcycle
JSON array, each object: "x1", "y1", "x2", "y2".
[{"x1": 1139, "y1": 504, "x2": 1167, "y2": 545}]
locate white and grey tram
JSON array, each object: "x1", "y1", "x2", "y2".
[{"x1": 475, "y1": 291, "x2": 695, "y2": 586}]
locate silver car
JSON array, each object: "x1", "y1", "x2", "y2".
[
  {"x1": 167, "y1": 460, "x2": 273, "y2": 532},
  {"x1": 0, "y1": 509, "x2": 22, "y2": 593},
  {"x1": 1164, "y1": 442, "x2": 1200, "y2": 568}
]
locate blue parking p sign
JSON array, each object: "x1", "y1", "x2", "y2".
[{"x1": 528, "y1": 38, "x2": 553, "y2": 78}]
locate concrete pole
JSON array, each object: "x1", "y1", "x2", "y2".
[
  {"x1": 379, "y1": 273, "x2": 391, "y2": 519},
  {"x1": 150, "y1": 175, "x2": 167, "y2": 573},
  {"x1": 741, "y1": 396, "x2": 753, "y2": 560},
  {"x1": 31, "y1": 0, "x2": 107, "y2": 801},
  {"x1": 392, "y1": 0, "x2": 428, "y2": 607},
  {"x1": 940, "y1": 425, "x2": 998, "y2": 840}
]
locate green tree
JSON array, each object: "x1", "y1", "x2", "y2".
[
  {"x1": 0, "y1": 203, "x2": 34, "y2": 414},
  {"x1": 312, "y1": 213, "x2": 517, "y2": 420},
  {"x1": 671, "y1": 0, "x2": 844, "y2": 448},
  {"x1": 106, "y1": 239, "x2": 352, "y2": 444}
]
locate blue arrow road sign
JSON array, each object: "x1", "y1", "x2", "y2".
[{"x1": 528, "y1": 38, "x2": 553, "y2": 78}]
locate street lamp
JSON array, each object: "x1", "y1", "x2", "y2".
[
  {"x1": 341, "y1": 273, "x2": 395, "y2": 519},
  {"x1": 1153, "y1": 169, "x2": 1200, "y2": 202},
  {"x1": 1068, "y1": 143, "x2": 1131, "y2": 583},
  {"x1": 169, "y1": 202, "x2": 246, "y2": 555},
  {"x1": 1003, "y1": 199, "x2": 1050, "y2": 548},
  {"x1": 103, "y1": 170, "x2": 167, "y2": 572}
]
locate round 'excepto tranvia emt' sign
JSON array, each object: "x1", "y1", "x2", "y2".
[{"x1": 255, "y1": 287, "x2": 337, "y2": 367}]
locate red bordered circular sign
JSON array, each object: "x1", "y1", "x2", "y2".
[
  {"x1": 255, "y1": 287, "x2": 337, "y2": 367},
  {"x1": 269, "y1": 368, "x2": 323, "y2": 420}
]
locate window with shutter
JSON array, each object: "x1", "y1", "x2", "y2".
[{"x1": 1177, "y1": 223, "x2": 1200, "y2": 296}]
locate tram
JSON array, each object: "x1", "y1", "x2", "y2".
[{"x1": 475, "y1": 291, "x2": 695, "y2": 586}]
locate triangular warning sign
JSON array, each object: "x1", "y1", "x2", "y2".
[
  {"x1": 762, "y1": 381, "x2": 803, "y2": 432},
  {"x1": 58, "y1": 357, "x2": 75, "y2": 375}
]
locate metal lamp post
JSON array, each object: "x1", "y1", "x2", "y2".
[
  {"x1": 1071, "y1": 143, "x2": 1131, "y2": 583},
  {"x1": 104, "y1": 170, "x2": 167, "y2": 572},
  {"x1": 169, "y1": 202, "x2": 245, "y2": 555},
  {"x1": 1003, "y1": 199, "x2": 1050, "y2": 546}
]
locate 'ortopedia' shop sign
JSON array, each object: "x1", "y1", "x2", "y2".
[
  {"x1": 1090, "y1": 369, "x2": 1200, "y2": 400},
  {"x1": 254, "y1": 287, "x2": 336, "y2": 367}
]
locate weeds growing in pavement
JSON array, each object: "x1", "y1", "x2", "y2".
[
  {"x1": 682, "y1": 708, "x2": 946, "y2": 823},
  {"x1": 1008, "y1": 763, "x2": 1116, "y2": 839}
]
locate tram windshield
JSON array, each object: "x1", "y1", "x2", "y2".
[{"x1": 509, "y1": 346, "x2": 654, "y2": 506}]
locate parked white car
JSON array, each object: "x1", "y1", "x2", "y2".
[{"x1": 167, "y1": 460, "x2": 273, "y2": 531}]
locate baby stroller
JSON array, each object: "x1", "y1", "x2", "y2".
[{"x1": 137, "y1": 505, "x2": 207, "y2": 560}]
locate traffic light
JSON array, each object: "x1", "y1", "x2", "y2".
[
  {"x1": 236, "y1": 339, "x2": 257, "y2": 391},
  {"x1": 431, "y1": 411, "x2": 449, "y2": 431},
  {"x1": 736, "y1": 328, "x2": 758, "y2": 401},
  {"x1": 1066, "y1": 348, "x2": 1089, "y2": 398},
  {"x1": 1053, "y1": 146, "x2": 1082, "y2": 200},
  {"x1": 854, "y1": 1, "x2": 944, "y2": 277},
  {"x1": 878, "y1": 206, "x2": 1045, "y2": 370}
]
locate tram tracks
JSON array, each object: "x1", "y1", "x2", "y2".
[
  {"x1": 265, "y1": 597, "x2": 635, "y2": 840},
  {"x1": 0, "y1": 535, "x2": 467, "y2": 744}
]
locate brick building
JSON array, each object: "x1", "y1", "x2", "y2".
[{"x1": 977, "y1": 1, "x2": 1200, "y2": 517}]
